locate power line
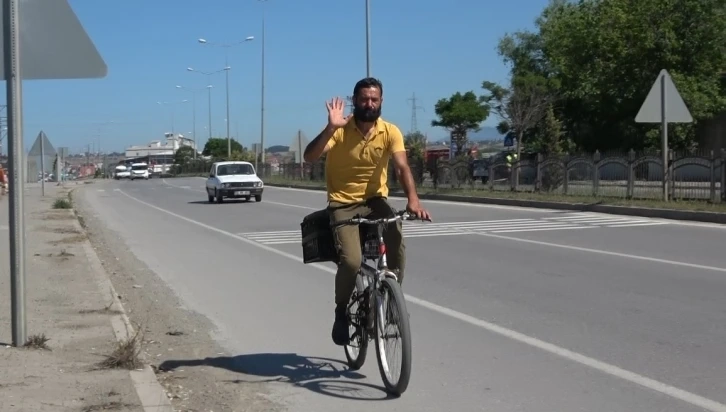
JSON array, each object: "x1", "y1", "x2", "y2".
[{"x1": 407, "y1": 93, "x2": 424, "y2": 132}]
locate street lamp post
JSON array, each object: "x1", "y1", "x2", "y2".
[
  {"x1": 176, "y1": 85, "x2": 209, "y2": 159},
  {"x1": 259, "y1": 0, "x2": 268, "y2": 167},
  {"x1": 157, "y1": 100, "x2": 188, "y2": 136},
  {"x1": 365, "y1": 0, "x2": 370, "y2": 77},
  {"x1": 187, "y1": 67, "x2": 225, "y2": 141},
  {"x1": 207, "y1": 85, "x2": 212, "y2": 142},
  {"x1": 198, "y1": 36, "x2": 254, "y2": 158}
]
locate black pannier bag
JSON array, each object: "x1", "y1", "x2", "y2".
[{"x1": 300, "y1": 208, "x2": 339, "y2": 264}]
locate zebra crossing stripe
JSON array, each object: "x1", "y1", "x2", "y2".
[{"x1": 238, "y1": 214, "x2": 669, "y2": 245}]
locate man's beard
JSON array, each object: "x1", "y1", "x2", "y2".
[{"x1": 353, "y1": 104, "x2": 381, "y2": 122}]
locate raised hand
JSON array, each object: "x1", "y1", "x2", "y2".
[{"x1": 326, "y1": 97, "x2": 352, "y2": 129}]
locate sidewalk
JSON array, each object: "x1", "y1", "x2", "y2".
[{"x1": 0, "y1": 184, "x2": 169, "y2": 411}]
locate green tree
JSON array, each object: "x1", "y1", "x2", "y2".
[
  {"x1": 431, "y1": 91, "x2": 489, "y2": 157},
  {"x1": 228, "y1": 150, "x2": 255, "y2": 162},
  {"x1": 202, "y1": 137, "x2": 243, "y2": 158},
  {"x1": 481, "y1": 74, "x2": 554, "y2": 158},
  {"x1": 538, "y1": 103, "x2": 567, "y2": 191},
  {"x1": 404, "y1": 131, "x2": 427, "y2": 183},
  {"x1": 495, "y1": 0, "x2": 726, "y2": 152},
  {"x1": 173, "y1": 146, "x2": 196, "y2": 165},
  {"x1": 404, "y1": 131, "x2": 426, "y2": 158}
]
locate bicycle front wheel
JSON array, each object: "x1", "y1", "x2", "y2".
[{"x1": 374, "y1": 276, "x2": 412, "y2": 396}]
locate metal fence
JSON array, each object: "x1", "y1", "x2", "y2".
[{"x1": 170, "y1": 148, "x2": 726, "y2": 202}]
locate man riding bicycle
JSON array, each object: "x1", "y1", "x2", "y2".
[{"x1": 303, "y1": 77, "x2": 432, "y2": 346}]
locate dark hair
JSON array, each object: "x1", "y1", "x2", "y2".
[{"x1": 353, "y1": 77, "x2": 383, "y2": 98}]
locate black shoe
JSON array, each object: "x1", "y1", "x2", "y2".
[{"x1": 331, "y1": 306, "x2": 350, "y2": 346}]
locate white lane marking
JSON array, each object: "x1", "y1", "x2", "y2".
[
  {"x1": 605, "y1": 222, "x2": 668, "y2": 228},
  {"x1": 404, "y1": 295, "x2": 726, "y2": 412},
  {"x1": 263, "y1": 183, "x2": 726, "y2": 230},
  {"x1": 472, "y1": 231, "x2": 726, "y2": 273},
  {"x1": 418, "y1": 218, "x2": 537, "y2": 226},
  {"x1": 0, "y1": 225, "x2": 8, "y2": 231},
  {"x1": 539, "y1": 213, "x2": 671, "y2": 227},
  {"x1": 265, "y1": 184, "x2": 558, "y2": 213},
  {"x1": 116, "y1": 187, "x2": 726, "y2": 412},
  {"x1": 238, "y1": 216, "x2": 658, "y2": 245},
  {"x1": 174, "y1": 179, "x2": 673, "y2": 230},
  {"x1": 490, "y1": 226, "x2": 596, "y2": 233},
  {"x1": 161, "y1": 179, "x2": 318, "y2": 210}
]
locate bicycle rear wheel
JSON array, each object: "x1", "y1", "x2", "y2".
[
  {"x1": 344, "y1": 276, "x2": 369, "y2": 370},
  {"x1": 374, "y1": 276, "x2": 412, "y2": 396}
]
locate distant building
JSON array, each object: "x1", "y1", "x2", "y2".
[
  {"x1": 124, "y1": 133, "x2": 195, "y2": 158},
  {"x1": 124, "y1": 133, "x2": 197, "y2": 176}
]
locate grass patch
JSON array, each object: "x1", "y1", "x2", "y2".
[
  {"x1": 52, "y1": 198, "x2": 72, "y2": 209},
  {"x1": 96, "y1": 328, "x2": 143, "y2": 370},
  {"x1": 23, "y1": 333, "x2": 50, "y2": 350}
]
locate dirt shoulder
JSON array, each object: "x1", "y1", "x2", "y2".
[
  {"x1": 71, "y1": 183, "x2": 282, "y2": 412},
  {"x1": 0, "y1": 185, "x2": 143, "y2": 412}
]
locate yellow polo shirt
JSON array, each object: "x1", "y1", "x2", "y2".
[{"x1": 325, "y1": 117, "x2": 406, "y2": 204}]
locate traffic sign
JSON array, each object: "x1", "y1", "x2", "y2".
[
  {"x1": 635, "y1": 69, "x2": 692, "y2": 124},
  {"x1": 2, "y1": 0, "x2": 107, "y2": 348},
  {"x1": 0, "y1": 0, "x2": 107, "y2": 79},
  {"x1": 634, "y1": 69, "x2": 692, "y2": 203}
]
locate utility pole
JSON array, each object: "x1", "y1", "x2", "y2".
[
  {"x1": 40, "y1": 132, "x2": 45, "y2": 196},
  {"x1": 297, "y1": 130, "x2": 304, "y2": 179},
  {"x1": 259, "y1": 0, "x2": 268, "y2": 166},
  {"x1": 407, "y1": 92, "x2": 423, "y2": 133},
  {"x1": 225, "y1": 53, "x2": 231, "y2": 158},
  {"x1": 0, "y1": 105, "x2": 6, "y2": 157},
  {"x1": 365, "y1": 0, "x2": 371, "y2": 77},
  {"x1": 5, "y1": 0, "x2": 26, "y2": 347}
]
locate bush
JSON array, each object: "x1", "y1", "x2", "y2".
[{"x1": 52, "y1": 198, "x2": 71, "y2": 209}]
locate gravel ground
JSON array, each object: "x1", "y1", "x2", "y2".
[
  {"x1": 0, "y1": 185, "x2": 143, "y2": 412},
  {"x1": 71, "y1": 183, "x2": 283, "y2": 412}
]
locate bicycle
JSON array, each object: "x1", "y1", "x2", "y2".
[{"x1": 301, "y1": 208, "x2": 428, "y2": 396}]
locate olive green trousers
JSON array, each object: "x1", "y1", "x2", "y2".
[{"x1": 328, "y1": 197, "x2": 405, "y2": 306}]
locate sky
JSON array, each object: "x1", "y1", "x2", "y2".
[{"x1": 1, "y1": 0, "x2": 550, "y2": 155}]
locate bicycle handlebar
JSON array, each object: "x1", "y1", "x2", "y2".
[{"x1": 333, "y1": 210, "x2": 431, "y2": 227}]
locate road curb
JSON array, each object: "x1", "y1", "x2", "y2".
[
  {"x1": 266, "y1": 183, "x2": 726, "y2": 225},
  {"x1": 68, "y1": 188, "x2": 174, "y2": 412}
]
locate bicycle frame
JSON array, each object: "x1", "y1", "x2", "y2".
[
  {"x1": 332, "y1": 209, "x2": 427, "y2": 396},
  {"x1": 333, "y1": 211, "x2": 415, "y2": 333}
]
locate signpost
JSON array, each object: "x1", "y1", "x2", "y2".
[
  {"x1": 635, "y1": 69, "x2": 693, "y2": 202},
  {"x1": 503, "y1": 135, "x2": 514, "y2": 148},
  {"x1": 2, "y1": 0, "x2": 107, "y2": 347},
  {"x1": 28, "y1": 131, "x2": 55, "y2": 194}
]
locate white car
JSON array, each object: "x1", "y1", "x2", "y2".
[
  {"x1": 205, "y1": 161, "x2": 263, "y2": 203},
  {"x1": 129, "y1": 162, "x2": 150, "y2": 180},
  {"x1": 114, "y1": 165, "x2": 130, "y2": 180}
]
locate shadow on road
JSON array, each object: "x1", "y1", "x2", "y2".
[{"x1": 158, "y1": 352, "x2": 395, "y2": 400}]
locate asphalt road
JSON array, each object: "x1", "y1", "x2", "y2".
[{"x1": 78, "y1": 177, "x2": 726, "y2": 412}]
